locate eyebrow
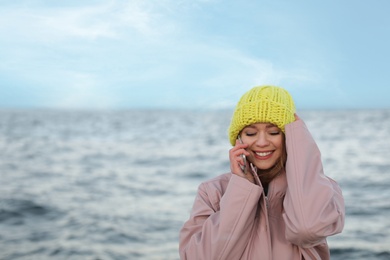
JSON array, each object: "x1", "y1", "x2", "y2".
[{"x1": 246, "y1": 123, "x2": 277, "y2": 129}]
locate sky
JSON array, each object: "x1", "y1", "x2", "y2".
[{"x1": 0, "y1": 0, "x2": 389, "y2": 110}]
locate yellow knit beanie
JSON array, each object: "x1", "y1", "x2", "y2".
[{"x1": 228, "y1": 85, "x2": 296, "y2": 146}]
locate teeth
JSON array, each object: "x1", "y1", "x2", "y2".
[{"x1": 256, "y1": 152, "x2": 272, "y2": 157}]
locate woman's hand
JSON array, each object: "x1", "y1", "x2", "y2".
[
  {"x1": 294, "y1": 113, "x2": 300, "y2": 121},
  {"x1": 229, "y1": 140, "x2": 255, "y2": 183}
]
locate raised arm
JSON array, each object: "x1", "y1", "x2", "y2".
[
  {"x1": 179, "y1": 174, "x2": 262, "y2": 260},
  {"x1": 282, "y1": 119, "x2": 345, "y2": 247}
]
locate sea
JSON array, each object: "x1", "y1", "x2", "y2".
[{"x1": 0, "y1": 109, "x2": 389, "y2": 260}]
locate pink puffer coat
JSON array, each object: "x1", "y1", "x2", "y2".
[{"x1": 179, "y1": 120, "x2": 345, "y2": 260}]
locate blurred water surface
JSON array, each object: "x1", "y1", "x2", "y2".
[{"x1": 1, "y1": 109, "x2": 389, "y2": 259}]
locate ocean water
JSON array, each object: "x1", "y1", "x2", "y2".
[{"x1": 0, "y1": 109, "x2": 389, "y2": 260}]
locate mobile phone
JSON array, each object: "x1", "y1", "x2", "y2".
[{"x1": 237, "y1": 135, "x2": 247, "y2": 174}]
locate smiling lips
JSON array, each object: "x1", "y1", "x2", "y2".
[{"x1": 255, "y1": 151, "x2": 273, "y2": 159}]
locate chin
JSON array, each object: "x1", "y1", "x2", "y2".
[{"x1": 254, "y1": 162, "x2": 277, "y2": 171}]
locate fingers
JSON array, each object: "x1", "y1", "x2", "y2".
[
  {"x1": 234, "y1": 139, "x2": 249, "y2": 150},
  {"x1": 229, "y1": 142, "x2": 255, "y2": 183},
  {"x1": 229, "y1": 140, "x2": 250, "y2": 175},
  {"x1": 231, "y1": 140, "x2": 250, "y2": 160},
  {"x1": 294, "y1": 113, "x2": 300, "y2": 121}
]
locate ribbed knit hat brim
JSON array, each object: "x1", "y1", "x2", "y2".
[{"x1": 228, "y1": 86, "x2": 295, "y2": 146}]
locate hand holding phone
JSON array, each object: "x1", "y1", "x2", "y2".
[{"x1": 237, "y1": 135, "x2": 247, "y2": 174}]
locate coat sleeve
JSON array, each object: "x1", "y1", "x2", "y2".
[
  {"x1": 283, "y1": 119, "x2": 345, "y2": 248},
  {"x1": 179, "y1": 174, "x2": 262, "y2": 260}
]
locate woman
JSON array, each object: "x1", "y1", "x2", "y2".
[{"x1": 179, "y1": 86, "x2": 345, "y2": 259}]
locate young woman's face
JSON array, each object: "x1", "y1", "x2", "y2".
[{"x1": 240, "y1": 123, "x2": 284, "y2": 171}]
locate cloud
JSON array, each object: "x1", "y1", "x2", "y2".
[
  {"x1": 0, "y1": 1, "x2": 164, "y2": 42},
  {"x1": 0, "y1": 0, "x2": 341, "y2": 109},
  {"x1": 43, "y1": 71, "x2": 118, "y2": 109}
]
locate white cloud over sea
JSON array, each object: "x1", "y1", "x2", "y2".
[{"x1": 1, "y1": 0, "x2": 389, "y2": 109}]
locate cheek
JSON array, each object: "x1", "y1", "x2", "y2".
[{"x1": 272, "y1": 136, "x2": 284, "y2": 149}]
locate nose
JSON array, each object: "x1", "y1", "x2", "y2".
[{"x1": 255, "y1": 133, "x2": 270, "y2": 147}]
